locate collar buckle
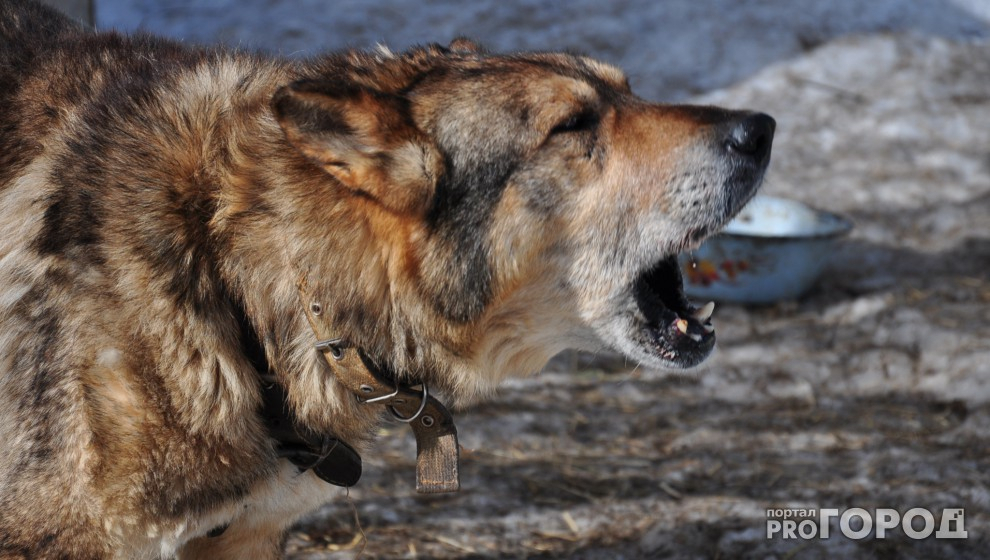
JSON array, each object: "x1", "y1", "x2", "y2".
[{"x1": 303, "y1": 294, "x2": 460, "y2": 493}]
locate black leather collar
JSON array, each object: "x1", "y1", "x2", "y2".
[{"x1": 257, "y1": 374, "x2": 362, "y2": 487}]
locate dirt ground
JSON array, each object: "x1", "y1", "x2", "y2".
[{"x1": 274, "y1": 33, "x2": 989, "y2": 559}]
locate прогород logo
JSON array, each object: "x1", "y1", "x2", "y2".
[{"x1": 766, "y1": 507, "x2": 968, "y2": 540}]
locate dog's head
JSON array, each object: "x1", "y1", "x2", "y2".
[{"x1": 271, "y1": 41, "x2": 773, "y2": 403}]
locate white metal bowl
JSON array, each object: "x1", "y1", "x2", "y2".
[{"x1": 678, "y1": 195, "x2": 853, "y2": 304}]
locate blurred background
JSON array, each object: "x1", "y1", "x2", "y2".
[
  {"x1": 47, "y1": 0, "x2": 990, "y2": 100},
  {"x1": 44, "y1": 0, "x2": 990, "y2": 558}
]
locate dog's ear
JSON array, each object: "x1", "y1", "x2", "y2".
[
  {"x1": 272, "y1": 80, "x2": 442, "y2": 214},
  {"x1": 447, "y1": 37, "x2": 484, "y2": 54}
]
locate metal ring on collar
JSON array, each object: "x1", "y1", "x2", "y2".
[{"x1": 387, "y1": 384, "x2": 429, "y2": 423}]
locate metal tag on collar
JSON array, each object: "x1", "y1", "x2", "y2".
[{"x1": 408, "y1": 394, "x2": 460, "y2": 493}]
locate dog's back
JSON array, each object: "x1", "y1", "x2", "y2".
[
  {"x1": 0, "y1": 0, "x2": 77, "y2": 84},
  {"x1": 0, "y1": 0, "x2": 76, "y2": 179},
  {"x1": 0, "y1": 2, "x2": 273, "y2": 556},
  {"x1": 0, "y1": 3, "x2": 136, "y2": 556},
  {"x1": 0, "y1": 2, "x2": 95, "y2": 554}
]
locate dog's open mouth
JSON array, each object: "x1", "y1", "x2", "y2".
[{"x1": 632, "y1": 255, "x2": 715, "y2": 367}]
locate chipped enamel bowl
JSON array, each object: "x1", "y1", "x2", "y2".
[{"x1": 679, "y1": 195, "x2": 853, "y2": 304}]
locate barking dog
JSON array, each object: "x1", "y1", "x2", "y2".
[{"x1": 0, "y1": 0, "x2": 774, "y2": 557}]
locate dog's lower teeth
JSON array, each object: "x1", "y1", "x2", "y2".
[
  {"x1": 675, "y1": 318, "x2": 689, "y2": 334},
  {"x1": 693, "y1": 301, "x2": 715, "y2": 322}
]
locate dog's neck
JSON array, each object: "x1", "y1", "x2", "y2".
[
  {"x1": 218, "y1": 186, "x2": 460, "y2": 492},
  {"x1": 204, "y1": 70, "x2": 432, "y2": 447}
]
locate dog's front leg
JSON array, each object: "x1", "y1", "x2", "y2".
[
  {"x1": 177, "y1": 522, "x2": 286, "y2": 560},
  {"x1": 177, "y1": 463, "x2": 337, "y2": 559}
]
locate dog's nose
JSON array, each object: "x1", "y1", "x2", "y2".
[{"x1": 725, "y1": 113, "x2": 775, "y2": 162}]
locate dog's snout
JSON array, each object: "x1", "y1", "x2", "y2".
[{"x1": 725, "y1": 113, "x2": 775, "y2": 162}]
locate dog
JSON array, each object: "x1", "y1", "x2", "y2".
[{"x1": 0, "y1": 0, "x2": 774, "y2": 557}]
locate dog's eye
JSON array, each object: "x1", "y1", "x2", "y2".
[{"x1": 550, "y1": 110, "x2": 598, "y2": 136}]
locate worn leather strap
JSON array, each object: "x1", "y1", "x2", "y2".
[{"x1": 295, "y1": 276, "x2": 460, "y2": 493}]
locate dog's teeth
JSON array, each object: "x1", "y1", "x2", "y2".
[
  {"x1": 702, "y1": 322, "x2": 715, "y2": 334},
  {"x1": 693, "y1": 301, "x2": 715, "y2": 322},
  {"x1": 675, "y1": 318, "x2": 689, "y2": 334}
]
